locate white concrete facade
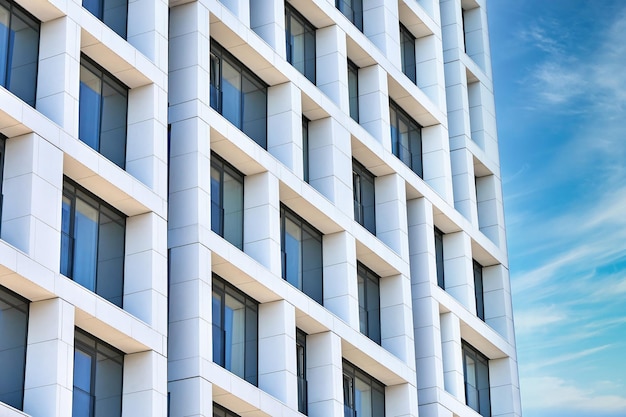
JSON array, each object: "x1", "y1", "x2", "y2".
[{"x1": 0, "y1": 1, "x2": 520, "y2": 417}]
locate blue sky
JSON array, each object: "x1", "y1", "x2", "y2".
[{"x1": 487, "y1": 1, "x2": 626, "y2": 416}]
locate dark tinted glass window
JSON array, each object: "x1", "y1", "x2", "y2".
[
  {"x1": 473, "y1": 260, "x2": 485, "y2": 320},
  {"x1": 82, "y1": 0, "x2": 127, "y2": 38},
  {"x1": 390, "y1": 100, "x2": 422, "y2": 177},
  {"x1": 348, "y1": 60, "x2": 359, "y2": 122},
  {"x1": 357, "y1": 262, "x2": 380, "y2": 344},
  {"x1": 0, "y1": 134, "x2": 5, "y2": 232},
  {"x1": 79, "y1": 55, "x2": 128, "y2": 169},
  {"x1": 212, "y1": 274, "x2": 258, "y2": 385},
  {"x1": 463, "y1": 341, "x2": 491, "y2": 417},
  {"x1": 210, "y1": 41, "x2": 268, "y2": 149},
  {"x1": 336, "y1": 0, "x2": 363, "y2": 31},
  {"x1": 211, "y1": 153, "x2": 244, "y2": 250},
  {"x1": 0, "y1": 285, "x2": 28, "y2": 410},
  {"x1": 61, "y1": 177, "x2": 126, "y2": 307},
  {"x1": 0, "y1": 1, "x2": 39, "y2": 107},
  {"x1": 285, "y1": 3, "x2": 316, "y2": 83},
  {"x1": 343, "y1": 360, "x2": 385, "y2": 417},
  {"x1": 213, "y1": 403, "x2": 242, "y2": 417},
  {"x1": 400, "y1": 23, "x2": 416, "y2": 83},
  {"x1": 434, "y1": 227, "x2": 444, "y2": 289},
  {"x1": 281, "y1": 205, "x2": 323, "y2": 304},
  {"x1": 352, "y1": 159, "x2": 376, "y2": 234},
  {"x1": 296, "y1": 329, "x2": 308, "y2": 414},
  {"x1": 302, "y1": 116, "x2": 310, "y2": 183},
  {"x1": 73, "y1": 329, "x2": 123, "y2": 417}
]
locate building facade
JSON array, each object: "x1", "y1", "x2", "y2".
[{"x1": 0, "y1": 0, "x2": 520, "y2": 417}]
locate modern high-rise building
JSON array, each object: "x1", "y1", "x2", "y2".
[{"x1": 0, "y1": 0, "x2": 520, "y2": 417}]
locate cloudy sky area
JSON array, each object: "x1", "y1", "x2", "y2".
[{"x1": 487, "y1": 1, "x2": 626, "y2": 416}]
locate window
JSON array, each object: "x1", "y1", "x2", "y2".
[
  {"x1": 61, "y1": 178, "x2": 126, "y2": 307},
  {"x1": 462, "y1": 341, "x2": 491, "y2": 417},
  {"x1": 352, "y1": 159, "x2": 375, "y2": 234},
  {"x1": 73, "y1": 329, "x2": 123, "y2": 417},
  {"x1": 82, "y1": 0, "x2": 127, "y2": 39},
  {"x1": 400, "y1": 23, "x2": 416, "y2": 84},
  {"x1": 280, "y1": 205, "x2": 323, "y2": 304},
  {"x1": 336, "y1": 0, "x2": 363, "y2": 31},
  {"x1": 302, "y1": 116, "x2": 310, "y2": 183},
  {"x1": 212, "y1": 274, "x2": 258, "y2": 385},
  {"x1": 296, "y1": 329, "x2": 308, "y2": 414},
  {"x1": 213, "y1": 403, "x2": 241, "y2": 417},
  {"x1": 0, "y1": 0, "x2": 40, "y2": 107},
  {"x1": 473, "y1": 260, "x2": 485, "y2": 321},
  {"x1": 79, "y1": 54, "x2": 128, "y2": 169},
  {"x1": 211, "y1": 152, "x2": 244, "y2": 250},
  {"x1": 0, "y1": 285, "x2": 28, "y2": 410},
  {"x1": 434, "y1": 227, "x2": 444, "y2": 289},
  {"x1": 343, "y1": 360, "x2": 385, "y2": 417},
  {"x1": 390, "y1": 99, "x2": 422, "y2": 177},
  {"x1": 347, "y1": 59, "x2": 359, "y2": 122},
  {"x1": 285, "y1": 3, "x2": 316, "y2": 83},
  {"x1": 357, "y1": 262, "x2": 380, "y2": 344},
  {"x1": 210, "y1": 41, "x2": 268, "y2": 149},
  {"x1": 0, "y1": 134, "x2": 6, "y2": 231}
]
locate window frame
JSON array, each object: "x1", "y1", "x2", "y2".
[
  {"x1": 213, "y1": 403, "x2": 242, "y2": 417},
  {"x1": 73, "y1": 328, "x2": 124, "y2": 417},
  {"x1": 473, "y1": 260, "x2": 485, "y2": 321},
  {"x1": 296, "y1": 328, "x2": 308, "y2": 414},
  {"x1": 280, "y1": 204, "x2": 324, "y2": 305},
  {"x1": 357, "y1": 262, "x2": 381, "y2": 344},
  {"x1": 0, "y1": 284, "x2": 29, "y2": 410},
  {"x1": 399, "y1": 22, "x2": 417, "y2": 84},
  {"x1": 434, "y1": 227, "x2": 445, "y2": 289},
  {"x1": 212, "y1": 273, "x2": 259, "y2": 385},
  {"x1": 0, "y1": 0, "x2": 40, "y2": 107},
  {"x1": 462, "y1": 341, "x2": 491, "y2": 417},
  {"x1": 389, "y1": 99, "x2": 423, "y2": 177},
  {"x1": 302, "y1": 116, "x2": 310, "y2": 183},
  {"x1": 347, "y1": 59, "x2": 359, "y2": 122},
  {"x1": 210, "y1": 152, "x2": 244, "y2": 250},
  {"x1": 335, "y1": 0, "x2": 363, "y2": 31},
  {"x1": 79, "y1": 53, "x2": 129, "y2": 169},
  {"x1": 210, "y1": 40, "x2": 268, "y2": 149},
  {"x1": 60, "y1": 177, "x2": 127, "y2": 307},
  {"x1": 342, "y1": 359, "x2": 385, "y2": 417},
  {"x1": 352, "y1": 159, "x2": 376, "y2": 234},
  {"x1": 285, "y1": 2, "x2": 316, "y2": 84}
]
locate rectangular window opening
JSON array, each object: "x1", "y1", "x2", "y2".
[
  {"x1": 352, "y1": 159, "x2": 376, "y2": 234},
  {"x1": 82, "y1": 0, "x2": 128, "y2": 39},
  {"x1": 211, "y1": 152, "x2": 244, "y2": 250},
  {"x1": 342, "y1": 360, "x2": 385, "y2": 417},
  {"x1": 400, "y1": 23, "x2": 416, "y2": 84},
  {"x1": 462, "y1": 341, "x2": 491, "y2": 417},
  {"x1": 357, "y1": 262, "x2": 381, "y2": 344},
  {"x1": 285, "y1": 3, "x2": 316, "y2": 84},
  {"x1": 389, "y1": 99, "x2": 422, "y2": 177}
]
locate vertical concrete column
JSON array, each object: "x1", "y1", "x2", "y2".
[
  {"x1": 375, "y1": 173, "x2": 409, "y2": 259},
  {"x1": 462, "y1": 6, "x2": 488, "y2": 73},
  {"x1": 444, "y1": 60, "x2": 471, "y2": 152},
  {"x1": 168, "y1": 1, "x2": 212, "y2": 249},
  {"x1": 363, "y1": 0, "x2": 400, "y2": 66},
  {"x1": 258, "y1": 300, "x2": 297, "y2": 407},
  {"x1": 416, "y1": 34, "x2": 446, "y2": 110},
  {"x1": 450, "y1": 148, "x2": 478, "y2": 224},
  {"x1": 250, "y1": 0, "x2": 285, "y2": 56},
  {"x1": 440, "y1": 312, "x2": 464, "y2": 400},
  {"x1": 386, "y1": 383, "x2": 419, "y2": 417},
  {"x1": 267, "y1": 82, "x2": 304, "y2": 177},
  {"x1": 123, "y1": 351, "x2": 168, "y2": 417},
  {"x1": 439, "y1": 0, "x2": 464, "y2": 59},
  {"x1": 468, "y1": 81, "x2": 499, "y2": 166},
  {"x1": 489, "y1": 357, "x2": 523, "y2": 417},
  {"x1": 422, "y1": 124, "x2": 454, "y2": 204},
  {"x1": 407, "y1": 198, "x2": 436, "y2": 288},
  {"x1": 476, "y1": 174, "x2": 505, "y2": 247},
  {"x1": 316, "y1": 25, "x2": 349, "y2": 113},
  {"x1": 323, "y1": 232, "x2": 358, "y2": 328},
  {"x1": 307, "y1": 331, "x2": 343, "y2": 417},
  {"x1": 127, "y1": 0, "x2": 169, "y2": 68},
  {"x1": 35, "y1": 16, "x2": 80, "y2": 135},
  {"x1": 127, "y1": 83, "x2": 169, "y2": 196},
  {"x1": 358, "y1": 64, "x2": 390, "y2": 148},
  {"x1": 2, "y1": 133, "x2": 63, "y2": 271},
  {"x1": 243, "y1": 171, "x2": 281, "y2": 276},
  {"x1": 23, "y1": 298, "x2": 75, "y2": 417},
  {"x1": 483, "y1": 264, "x2": 515, "y2": 343},
  {"x1": 220, "y1": 0, "x2": 250, "y2": 26},
  {"x1": 443, "y1": 231, "x2": 474, "y2": 310},
  {"x1": 380, "y1": 273, "x2": 415, "y2": 366},
  {"x1": 124, "y1": 212, "x2": 168, "y2": 334},
  {"x1": 308, "y1": 117, "x2": 353, "y2": 216},
  {"x1": 168, "y1": 243, "x2": 213, "y2": 417}
]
